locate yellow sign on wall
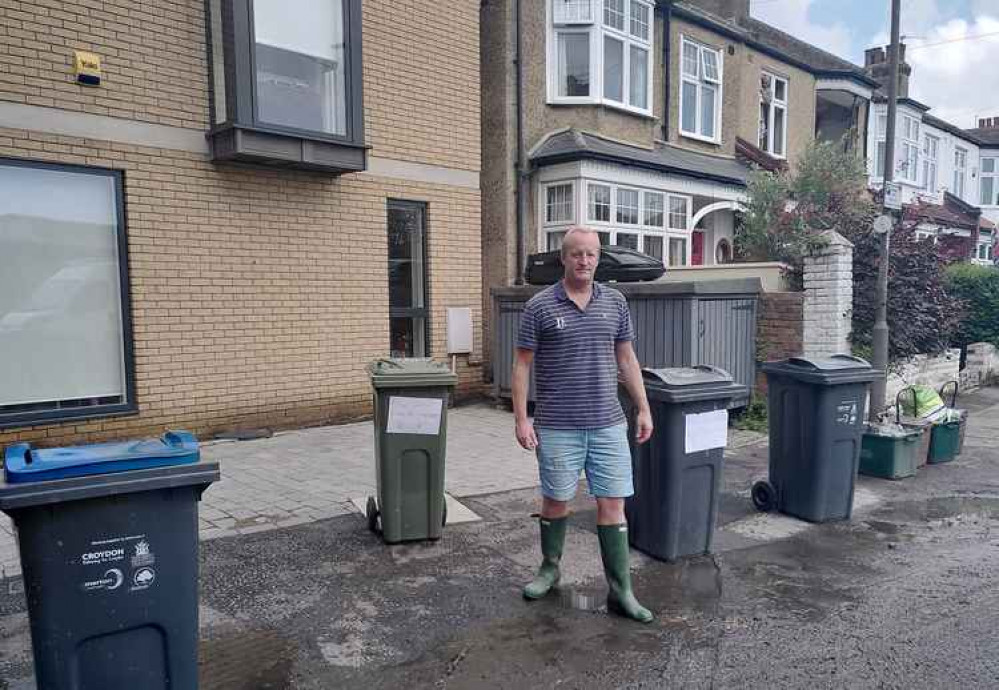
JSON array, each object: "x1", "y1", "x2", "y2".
[{"x1": 73, "y1": 51, "x2": 102, "y2": 86}]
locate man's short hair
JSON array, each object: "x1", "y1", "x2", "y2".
[{"x1": 560, "y1": 226, "x2": 601, "y2": 260}]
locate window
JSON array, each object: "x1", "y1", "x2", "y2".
[
  {"x1": 922, "y1": 134, "x2": 939, "y2": 193},
  {"x1": 874, "y1": 113, "x2": 887, "y2": 179},
  {"x1": 978, "y1": 242, "x2": 992, "y2": 262},
  {"x1": 643, "y1": 191, "x2": 664, "y2": 227},
  {"x1": 588, "y1": 183, "x2": 611, "y2": 221},
  {"x1": 387, "y1": 200, "x2": 429, "y2": 358},
  {"x1": 549, "y1": 0, "x2": 653, "y2": 113},
  {"x1": 668, "y1": 237, "x2": 688, "y2": 266},
  {"x1": 680, "y1": 37, "x2": 722, "y2": 142},
  {"x1": 546, "y1": 179, "x2": 689, "y2": 263},
  {"x1": 545, "y1": 183, "x2": 574, "y2": 224},
  {"x1": 954, "y1": 147, "x2": 968, "y2": 199},
  {"x1": 616, "y1": 188, "x2": 639, "y2": 224},
  {"x1": 982, "y1": 157, "x2": 998, "y2": 206},
  {"x1": 206, "y1": 0, "x2": 365, "y2": 173},
  {"x1": 0, "y1": 159, "x2": 136, "y2": 428},
  {"x1": 668, "y1": 196, "x2": 688, "y2": 229},
  {"x1": 759, "y1": 72, "x2": 788, "y2": 158},
  {"x1": 900, "y1": 115, "x2": 920, "y2": 183}
]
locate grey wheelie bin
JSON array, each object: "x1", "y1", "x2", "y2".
[
  {"x1": 754, "y1": 355, "x2": 878, "y2": 523},
  {"x1": 367, "y1": 358, "x2": 457, "y2": 544},
  {"x1": 623, "y1": 366, "x2": 747, "y2": 561},
  {"x1": 0, "y1": 430, "x2": 218, "y2": 690}
]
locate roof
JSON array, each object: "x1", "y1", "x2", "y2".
[
  {"x1": 530, "y1": 130, "x2": 750, "y2": 186},
  {"x1": 872, "y1": 96, "x2": 931, "y2": 112},
  {"x1": 670, "y1": 2, "x2": 877, "y2": 87},
  {"x1": 965, "y1": 127, "x2": 999, "y2": 147},
  {"x1": 922, "y1": 114, "x2": 982, "y2": 146},
  {"x1": 735, "y1": 137, "x2": 787, "y2": 173},
  {"x1": 904, "y1": 192, "x2": 981, "y2": 232}
]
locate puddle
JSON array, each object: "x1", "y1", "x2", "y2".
[
  {"x1": 635, "y1": 555, "x2": 723, "y2": 617},
  {"x1": 199, "y1": 627, "x2": 295, "y2": 690},
  {"x1": 873, "y1": 496, "x2": 999, "y2": 524}
]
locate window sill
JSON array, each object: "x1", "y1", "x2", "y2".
[
  {"x1": 679, "y1": 131, "x2": 721, "y2": 146},
  {"x1": 208, "y1": 124, "x2": 369, "y2": 175},
  {"x1": 547, "y1": 99, "x2": 657, "y2": 121},
  {"x1": 0, "y1": 403, "x2": 138, "y2": 431}
]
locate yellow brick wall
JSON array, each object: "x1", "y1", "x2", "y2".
[
  {"x1": 0, "y1": 130, "x2": 483, "y2": 447},
  {"x1": 0, "y1": 0, "x2": 484, "y2": 446},
  {"x1": 0, "y1": 0, "x2": 481, "y2": 169}
]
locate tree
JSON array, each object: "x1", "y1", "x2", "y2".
[
  {"x1": 735, "y1": 141, "x2": 876, "y2": 284},
  {"x1": 736, "y1": 140, "x2": 963, "y2": 363}
]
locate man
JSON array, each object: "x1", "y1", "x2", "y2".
[{"x1": 512, "y1": 226, "x2": 654, "y2": 623}]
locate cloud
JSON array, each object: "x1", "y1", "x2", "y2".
[
  {"x1": 905, "y1": 15, "x2": 999, "y2": 127},
  {"x1": 750, "y1": 0, "x2": 853, "y2": 59}
]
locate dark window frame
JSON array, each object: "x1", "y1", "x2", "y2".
[
  {"x1": 387, "y1": 199, "x2": 431, "y2": 358},
  {"x1": 0, "y1": 157, "x2": 138, "y2": 429},
  {"x1": 204, "y1": 0, "x2": 368, "y2": 174}
]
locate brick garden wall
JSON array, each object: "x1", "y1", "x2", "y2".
[{"x1": 755, "y1": 292, "x2": 804, "y2": 395}]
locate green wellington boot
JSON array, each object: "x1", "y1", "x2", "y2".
[
  {"x1": 598, "y1": 524, "x2": 653, "y2": 623},
  {"x1": 523, "y1": 516, "x2": 568, "y2": 600}
]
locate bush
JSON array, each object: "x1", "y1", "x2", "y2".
[
  {"x1": 945, "y1": 263, "x2": 999, "y2": 349},
  {"x1": 849, "y1": 228, "x2": 964, "y2": 361}
]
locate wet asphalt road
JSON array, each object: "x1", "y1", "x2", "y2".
[{"x1": 2, "y1": 390, "x2": 999, "y2": 689}]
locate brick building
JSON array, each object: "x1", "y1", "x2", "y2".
[{"x1": 0, "y1": 0, "x2": 484, "y2": 446}]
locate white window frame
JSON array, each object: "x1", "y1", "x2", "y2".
[
  {"x1": 679, "y1": 35, "x2": 723, "y2": 144},
  {"x1": 874, "y1": 113, "x2": 888, "y2": 180},
  {"x1": 954, "y1": 147, "x2": 967, "y2": 199},
  {"x1": 547, "y1": 0, "x2": 655, "y2": 116},
  {"x1": 544, "y1": 182, "x2": 575, "y2": 225},
  {"x1": 759, "y1": 71, "x2": 788, "y2": 158},
  {"x1": 546, "y1": 178, "x2": 691, "y2": 264},
  {"x1": 899, "y1": 115, "x2": 920, "y2": 184},
  {"x1": 922, "y1": 134, "x2": 939, "y2": 194},
  {"x1": 982, "y1": 157, "x2": 998, "y2": 206}
]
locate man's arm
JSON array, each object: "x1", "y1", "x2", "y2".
[
  {"x1": 512, "y1": 347, "x2": 538, "y2": 450},
  {"x1": 616, "y1": 340, "x2": 653, "y2": 444}
]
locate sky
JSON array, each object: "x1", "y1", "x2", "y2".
[{"x1": 750, "y1": 0, "x2": 999, "y2": 129}]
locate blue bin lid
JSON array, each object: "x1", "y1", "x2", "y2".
[{"x1": 3, "y1": 430, "x2": 200, "y2": 484}]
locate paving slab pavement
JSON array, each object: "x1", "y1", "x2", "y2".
[{"x1": 0, "y1": 402, "x2": 765, "y2": 579}]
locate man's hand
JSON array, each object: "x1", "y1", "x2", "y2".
[
  {"x1": 634, "y1": 409, "x2": 653, "y2": 444},
  {"x1": 516, "y1": 418, "x2": 538, "y2": 450}
]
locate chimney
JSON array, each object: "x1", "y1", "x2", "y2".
[
  {"x1": 863, "y1": 43, "x2": 912, "y2": 99},
  {"x1": 979, "y1": 117, "x2": 999, "y2": 130},
  {"x1": 685, "y1": 0, "x2": 750, "y2": 22}
]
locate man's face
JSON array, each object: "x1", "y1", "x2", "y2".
[{"x1": 562, "y1": 232, "x2": 601, "y2": 284}]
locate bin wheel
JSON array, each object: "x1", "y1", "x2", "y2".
[
  {"x1": 366, "y1": 496, "x2": 380, "y2": 534},
  {"x1": 442, "y1": 500, "x2": 448, "y2": 527},
  {"x1": 752, "y1": 480, "x2": 777, "y2": 512}
]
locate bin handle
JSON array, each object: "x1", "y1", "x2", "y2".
[
  {"x1": 693, "y1": 364, "x2": 732, "y2": 378},
  {"x1": 939, "y1": 380, "x2": 959, "y2": 407}
]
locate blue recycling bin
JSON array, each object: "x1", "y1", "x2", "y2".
[{"x1": 0, "y1": 431, "x2": 219, "y2": 690}]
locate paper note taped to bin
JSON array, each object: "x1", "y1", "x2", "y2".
[
  {"x1": 684, "y1": 410, "x2": 729, "y2": 453},
  {"x1": 387, "y1": 396, "x2": 443, "y2": 435}
]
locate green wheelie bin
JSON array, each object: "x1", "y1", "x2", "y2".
[{"x1": 366, "y1": 358, "x2": 457, "y2": 543}]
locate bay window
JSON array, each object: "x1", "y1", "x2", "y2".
[
  {"x1": 0, "y1": 159, "x2": 136, "y2": 428},
  {"x1": 680, "y1": 36, "x2": 722, "y2": 142},
  {"x1": 546, "y1": 179, "x2": 690, "y2": 265},
  {"x1": 549, "y1": 0, "x2": 654, "y2": 114},
  {"x1": 206, "y1": 0, "x2": 366, "y2": 173},
  {"x1": 759, "y1": 72, "x2": 788, "y2": 158}
]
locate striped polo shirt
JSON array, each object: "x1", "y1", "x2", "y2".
[{"x1": 517, "y1": 280, "x2": 635, "y2": 429}]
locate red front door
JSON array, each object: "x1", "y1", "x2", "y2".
[{"x1": 692, "y1": 231, "x2": 705, "y2": 265}]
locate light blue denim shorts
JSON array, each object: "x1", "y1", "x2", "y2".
[{"x1": 535, "y1": 423, "x2": 634, "y2": 500}]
